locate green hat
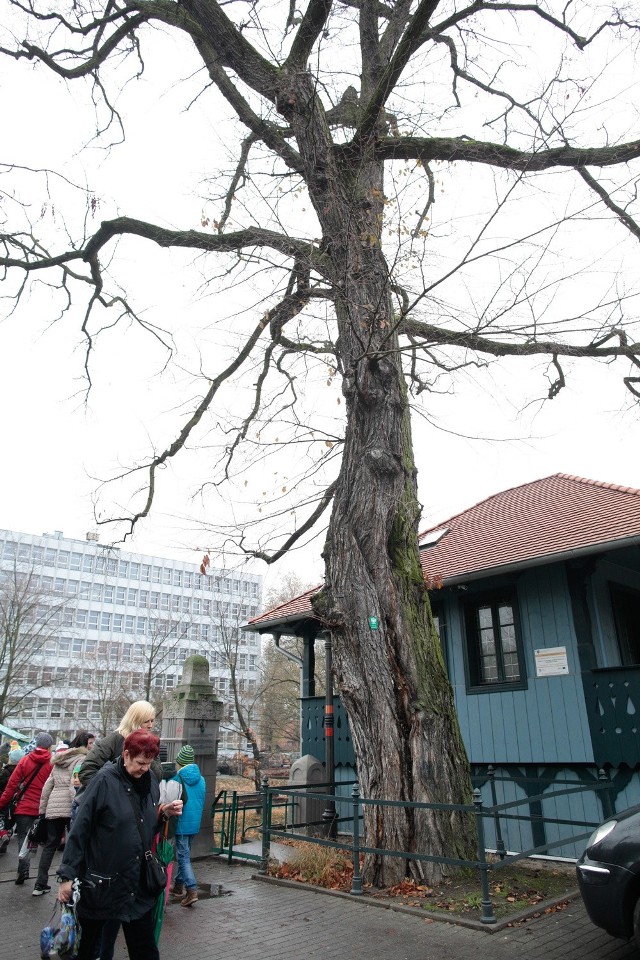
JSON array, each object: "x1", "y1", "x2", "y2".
[{"x1": 176, "y1": 745, "x2": 195, "y2": 767}]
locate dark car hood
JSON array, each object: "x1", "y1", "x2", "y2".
[{"x1": 583, "y1": 803, "x2": 640, "y2": 872}]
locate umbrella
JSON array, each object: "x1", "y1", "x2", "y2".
[{"x1": 152, "y1": 823, "x2": 175, "y2": 945}]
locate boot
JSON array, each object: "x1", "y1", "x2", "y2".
[
  {"x1": 170, "y1": 882, "x2": 185, "y2": 901},
  {"x1": 180, "y1": 888, "x2": 198, "y2": 907}
]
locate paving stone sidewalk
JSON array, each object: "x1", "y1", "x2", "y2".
[{"x1": 0, "y1": 853, "x2": 635, "y2": 960}]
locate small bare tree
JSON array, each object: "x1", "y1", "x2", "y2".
[
  {"x1": 0, "y1": 565, "x2": 76, "y2": 725},
  {"x1": 141, "y1": 610, "x2": 193, "y2": 703}
]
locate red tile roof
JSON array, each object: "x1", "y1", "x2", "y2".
[
  {"x1": 419, "y1": 473, "x2": 640, "y2": 584},
  {"x1": 247, "y1": 474, "x2": 640, "y2": 630},
  {"x1": 246, "y1": 585, "x2": 321, "y2": 631}
]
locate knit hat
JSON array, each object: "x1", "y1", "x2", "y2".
[
  {"x1": 35, "y1": 733, "x2": 54, "y2": 750},
  {"x1": 8, "y1": 748, "x2": 24, "y2": 764},
  {"x1": 54, "y1": 741, "x2": 68, "y2": 754},
  {"x1": 176, "y1": 745, "x2": 195, "y2": 767}
]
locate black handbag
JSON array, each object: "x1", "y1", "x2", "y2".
[
  {"x1": 29, "y1": 814, "x2": 48, "y2": 845},
  {"x1": 142, "y1": 852, "x2": 167, "y2": 898},
  {"x1": 126, "y1": 792, "x2": 167, "y2": 898}
]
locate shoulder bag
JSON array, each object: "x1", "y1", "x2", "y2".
[
  {"x1": 126, "y1": 792, "x2": 167, "y2": 898},
  {"x1": 6, "y1": 762, "x2": 41, "y2": 825}
]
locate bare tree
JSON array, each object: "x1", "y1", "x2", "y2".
[
  {"x1": 0, "y1": 565, "x2": 76, "y2": 725},
  {"x1": 208, "y1": 600, "x2": 263, "y2": 786},
  {"x1": 141, "y1": 611, "x2": 193, "y2": 703},
  {"x1": 3, "y1": 0, "x2": 640, "y2": 882},
  {"x1": 81, "y1": 650, "x2": 134, "y2": 736},
  {"x1": 258, "y1": 573, "x2": 324, "y2": 756}
]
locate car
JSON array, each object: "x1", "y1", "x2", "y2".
[{"x1": 576, "y1": 802, "x2": 640, "y2": 945}]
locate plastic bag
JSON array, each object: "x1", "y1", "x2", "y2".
[
  {"x1": 19, "y1": 832, "x2": 38, "y2": 860},
  {"x1": 40, "y1": 880, "x2": 82, "y2": 959}
]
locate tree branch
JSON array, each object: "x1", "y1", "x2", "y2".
[{"x1": 366, "y1": 135, "x2": 640, "y2": 170}]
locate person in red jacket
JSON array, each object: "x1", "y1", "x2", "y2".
[{"x1": 0, "y1": 733, "x2": 53, "y2": 885}]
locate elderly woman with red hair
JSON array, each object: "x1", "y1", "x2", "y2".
[{"x1": 56, "y1": 730, "x2": 182, "y2": 960}]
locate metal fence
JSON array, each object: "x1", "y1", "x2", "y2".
[{"x1": 254, "y1": 771, "x2": 614, "y2": 924}]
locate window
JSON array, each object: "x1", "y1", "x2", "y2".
[
  {"x1": 104, "y1": 585, "x2": 114, "y2": 604},
  {"x1": 45, "y1": 547, "x2": 57, "y2": 565},
  {"x1": 101, "y1": 612, "x2": 112, "y2": 631},
  {"x1": 82, "y1": 555, "x2": 93, "y2": 573},
  {"x1": 464, "y1": 593, "x2": 525, "y2": 690},
  {"x1": 130, "y1": 562, "x2": 140, "y2": 579},
  {"x1": 88, "y1": 611, "x2": 99, "y2": 631},
  {"x1": 113, "y1": 613, "x2": 124, "y2": 633},
  {"x1": 163, "y1": 568, "x2": 172, "y2": 585},
  {"x1": 91, "y1": 583, "x2": 103, "y2": 602},
  {"x1": 125, "y1": 615, "x2": 135, "y2": 633},
  {"x1": 152, "y1": 566, "x2": 162, "y2": 584},
  {"x1": 173, "y1": 570, "x2": 182, "y2": 587},
  {"x1": 119, "y1": 560, "x2": 130, "y2": 578},
  {"x1": 127, "y1": 588, "x2": 138, "y2": 605},
  {"x1": 57, "y1": 551, "x2": 70, "y2": 569},
  {"x1": 141, "y1": 564, "x2": 151, "y2": 582},
  {"x1": 139, "y1": 589, "x2": 149, "y2": 607},
  {"x1": 18, "y1": 544, "x2": 31, "y2": 563},
  {"x1": 70, "y1": 552, "x2": 82, "y2": 571},
  {"x1": 431, "y1": 603, "x2": 448, "y2": 673},
  {"x1": 106, "y1": 557, "x2": 118, "y2": 576},
  {"x1": 610, "y1": 583, "x2": 640, "y2": 665},
  {"x1": 116, "y1": 586, "x2": 126, "y2": 604},
  {"x1": 184, "y1": 572, "x2": 193, "y2": 588}
]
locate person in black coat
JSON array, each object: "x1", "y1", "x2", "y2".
[{"x1": 56, "y1": 731, "x2": 182, "y2": 960}]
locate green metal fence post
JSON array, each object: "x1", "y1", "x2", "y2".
[
  {"x1": 350, "y1": 782, "x2": 362, "y2": 895},
  {"x1": 487, "y1": 765, "x2": 506, "y2": 859},
  {"x1": 598, "y1": 768, "x2": 615, "y2": 819},
  {"x1": 259, "y1": 776, "x2": 271, "y2": 876},
  {"x1": 473, "y1": 788, "x2": 496, "y2": 925}
]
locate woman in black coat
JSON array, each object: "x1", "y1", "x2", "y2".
[{"x1": 57, "y1": 731, "x2": 182, "y2": 960}]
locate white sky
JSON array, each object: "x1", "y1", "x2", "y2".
[{"x1": 1, "y1": 11, "x2": 639, "y2": 597}]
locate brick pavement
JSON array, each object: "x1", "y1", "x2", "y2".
[{"x1": 0, "y1": 852, "x2": 636, "y2": 960}]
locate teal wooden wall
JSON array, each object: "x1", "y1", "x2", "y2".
[{"x1": 446, "y1": 563, "x2": 594, "y2": 764}]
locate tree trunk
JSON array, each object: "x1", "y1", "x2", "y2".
[{"x1": 279, "y1": 73, "x2": 476, "y2": 887}]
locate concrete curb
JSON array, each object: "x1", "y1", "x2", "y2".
[{"x1": 252, "y1": 873, "x2": 582, "y2": 934}]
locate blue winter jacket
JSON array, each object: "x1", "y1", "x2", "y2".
[{"x1": 172, "y1": 763, "x2": 206, "y2": 836}]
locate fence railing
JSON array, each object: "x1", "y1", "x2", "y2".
[{"x1": 255, "y1": 771, "x2": 614, "y2": 924}]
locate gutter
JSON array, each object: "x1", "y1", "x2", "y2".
[{"x1": 433, "y1": 533, "x2": 640, "y2": 587}]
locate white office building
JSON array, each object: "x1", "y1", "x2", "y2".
[{"x1": 0, "y1": 528, "x2": 262, "y2": 752}]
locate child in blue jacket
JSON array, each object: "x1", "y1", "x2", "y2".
[{"x1": 170, "y1": 745, "x2": 206, "y2": 907}]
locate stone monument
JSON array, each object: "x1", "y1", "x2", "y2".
[{"x1": 161, "y1": 654, "x2": 223, "y2": 855}]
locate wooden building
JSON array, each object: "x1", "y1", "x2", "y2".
[{"x1": 246, "y1": 474, "x2": 640, "y2": 855}]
